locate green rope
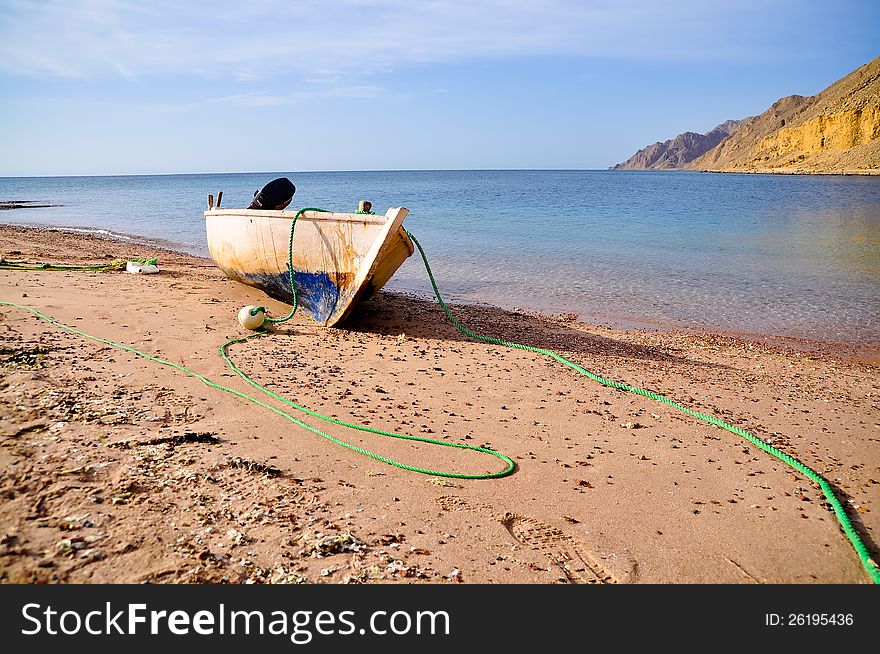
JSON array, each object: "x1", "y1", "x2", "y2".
[
  {"x1": 403, "y1": 228, "x2": 880, "y2": 584},
  {"x1": 0, "y1": 301, "x2": 514, "y2": 479},
  {"x1": 0, "y1": 257, "x2": 156, "y2": 272},
  {"x1": 250, "y1": 208, "x2": 329, "y2": 325},
  {"x1": 3, "y1": 212, "x2": 877, "y2": 582},
  {"x1": 0, "y1": 258, "x2": 126, "y2": 271},
  {"x1": 220, "y1": 331, "x2": 512, "y2": 477}
]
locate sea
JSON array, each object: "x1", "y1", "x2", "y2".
[{"x1": 1, "y1": 170, "x2": 878, "y2": 344}]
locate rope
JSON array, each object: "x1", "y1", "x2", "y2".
[
  {"x1": 0, "y1": 257, "x2": 157, "y2": 272},
  {"x1": 249, "y1": 208, "x2": 328, "y2": 325},
  {"x1": 0, "y1": 258, "x2": 128, "y2": 271},
  {"x1": 403, "y1": 228, "x2": 880, "y2": 584},
  {"x1": 3, "y1": 211, "x2": 877, "y2": 582},
  {"x1": 0, "y1": 301, "x2": 515, "y2": 479},
  {"x1": 220, "y1": 332, "x2": 513, "y2": 478}
]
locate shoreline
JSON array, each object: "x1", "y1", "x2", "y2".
[
  {"x1": 3, "y1": 223, "x2": 877, "y2": 363},
  {"x1": 611, "y1": 168, "x2": 880, "y2": 176},
  {"x1": 0, "y1": 221, "x2": 206, "y2": 256},
  {"x1": 695, "y1": 168, "x2": 880, "y2": 176},
  {"x1": 1, "y1": 224, "x2": 878, "y2": 584}
]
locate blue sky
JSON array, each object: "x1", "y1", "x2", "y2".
[{"x1": 0, "y1": 0, "x2": 877, "y2": 175}]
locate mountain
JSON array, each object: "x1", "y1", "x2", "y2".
[
  {"x1": 611, "y1": 119, "x2": 748, "y2": 170},
  {"x1": 689, "y1": 57, "x2": 880, "y2": 174}
]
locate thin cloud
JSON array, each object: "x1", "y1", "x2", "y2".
[
  {"x1": 208, "y1": 85, "x2": 383, "y2": 106},
  {"x1": 232, "y1": 71, "x2": 270, "y2": 82},
  {"x1": 208, "y1": 91, "x2": 291, "y2": 107},
  {"x1": 112, "y1": 61, "x2": 135, "y2": 80},
  {"x1": 0, "y1": 0, "x2": 823, "y2": 79}
]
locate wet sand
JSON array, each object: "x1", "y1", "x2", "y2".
[{"x1": 1, "y1": 224, "x2": 878, "y2": 583}]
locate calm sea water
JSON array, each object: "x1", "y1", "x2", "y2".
[{"x1": 1, "y1": 170, "x2": 878, "y2": 343}]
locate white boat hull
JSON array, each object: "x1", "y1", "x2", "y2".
[{"x1": 205, "y1": 207, "x2": 412, "y2": 326}]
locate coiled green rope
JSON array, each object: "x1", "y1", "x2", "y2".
[
  {"x1": 404, "y1": 228, "x2": 880, "y2": 584},
  {"x1": 0, "y1": 300, "x2": 515, "y2": 479}
]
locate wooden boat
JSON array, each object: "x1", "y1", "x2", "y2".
[{"x1": 205, "y1": 203, "x2": 413, "y2": 326}]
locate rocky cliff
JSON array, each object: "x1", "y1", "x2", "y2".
[
  {"x1": 611, "y1": 119, "x2": 747, "y2": 170},
  {"x1": 689, "y1": 57, "x2": 880, "y2": 174}
]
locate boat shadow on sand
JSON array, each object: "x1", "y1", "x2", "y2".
[{"x1": 345, "y1": 291, "x2": 733, "y2": 371}]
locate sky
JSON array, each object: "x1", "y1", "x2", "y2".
[{"x1": 0, "y1": 0, "x2": 878, "y2": 176}]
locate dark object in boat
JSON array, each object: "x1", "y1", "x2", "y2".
[{"x1": 248, "y1": 178, "x2": 296, "y2": 210}]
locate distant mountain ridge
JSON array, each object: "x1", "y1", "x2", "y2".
[
  {"x1": 688, "y1": 57, "x2": 880, "y2": 174},
  {"x1": 612, "y1": 56, "x2": 880, "y2": 175},
  {"x1": 611, "y1": 119, "x2": 748, "y2": 170}
]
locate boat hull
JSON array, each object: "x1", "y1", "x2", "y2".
[{"x1": 205, "y1": 207, "x2": 412, "y2": 326}]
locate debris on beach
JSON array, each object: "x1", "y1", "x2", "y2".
[
  {"x1": 109, "y1": 431, "x2": 219, "y2": 449},
  {"x1": 144, "y1": 431, "x2": 219, "y2": 446},
  {"x1": 447, "y1": 567, "x2": 463, "y2": 582},
  {"x1": 427, "y1": 477, "x2": 463, "y2": 488},
  {"x1": 306, "y1": 534, "x2": 367, "y2": 558},
  {"x1": 226, "y1": 529, "x2": 249, "y2": 545},
  {"x1": 227, "y1": 456, "x2": 282, "y2": 477},
  {"x1": 377, "y1": 533, "x2": 405, "y2": 546},
  {"x1": 384, "y1": 557, "x2": 431, "y2": 579},
  {"x1": 0, "y1": 346, "x2": 49, "y2": 369}
]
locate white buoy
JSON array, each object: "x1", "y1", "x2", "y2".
[{"x1": 238, "y1": 305, "x2": 266, "y2": 330}]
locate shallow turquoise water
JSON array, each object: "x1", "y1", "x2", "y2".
[{"x1": 1, "y1": 170, "x2": 878, "y2": 343}]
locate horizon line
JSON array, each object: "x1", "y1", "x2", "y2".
[{"x1": 0, "y1": 168, "x2": 700, "y2": 179}]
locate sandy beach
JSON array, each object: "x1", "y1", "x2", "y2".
[{"x1": 1, "y1": 224, "x2": 878, "y2": 584}]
